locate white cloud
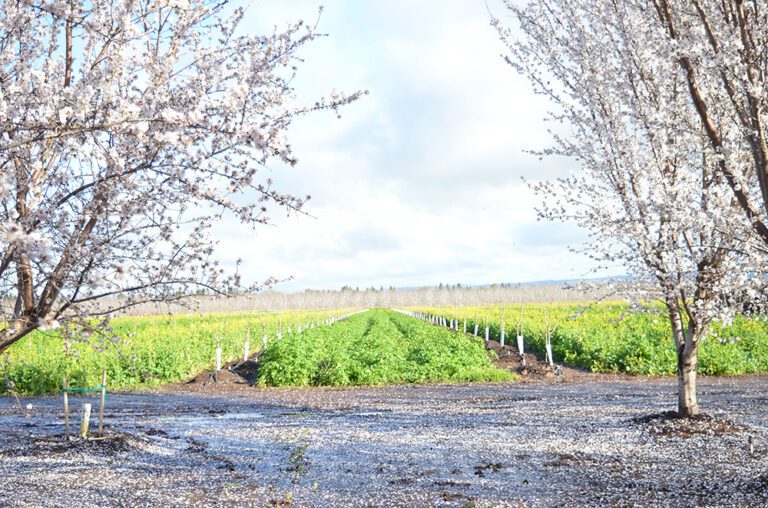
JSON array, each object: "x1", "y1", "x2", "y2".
[{"x1": 215, "y1": 0, "x2": 610, "y2": 291}]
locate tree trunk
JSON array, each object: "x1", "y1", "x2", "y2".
[
  {"x1": 677, "y1": 340, "x2": 700, "y2": 417},
  {"x1": 668, "y1": 299, "x2": 702, "y2": 417}
]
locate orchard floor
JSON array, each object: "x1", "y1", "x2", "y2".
[{"x1": 1, "y1": 374, "x2": 767, "y2": 507}]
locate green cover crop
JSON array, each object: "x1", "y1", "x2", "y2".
[
  {"x1": 0, "y1": 309, "x2": 348, "y2": 394},
  {"x1": 410, "y1": 303, "x2": 768, "y2": 376},
  {"x1": 257, "y1": 309, "x2": 514, "y2": 386}
]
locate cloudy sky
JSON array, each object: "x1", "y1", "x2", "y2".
[{"x1": 218, "y1": 0, "x2": 615, "y2": 292}]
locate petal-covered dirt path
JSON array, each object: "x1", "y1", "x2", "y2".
[{"x1": 1, "y1": 376, "x2": 767, "y2": 507}]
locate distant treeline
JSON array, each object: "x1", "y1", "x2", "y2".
[{"x1": 108, "y1": 282, "x2": 616, "y2": 316}]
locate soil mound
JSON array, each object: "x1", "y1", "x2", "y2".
[
  {"x1": 231, "y1": 360, "x2": 260, "y2": 383},
  {"x1": 486, "y1": 340, "x2": 565, "y2": 380},
  {"x1": 485, "y1": 340, "x2": 643, "y2": 383},
  {"x1": 187, "y1": 360, "x2": 259, "y2": 387},
  {"x1": 634, "y1": 410, "x2": 746, "y2": 438},
  {"x1": 4, "y1": 431, "x2": 142, "y2": 459}
]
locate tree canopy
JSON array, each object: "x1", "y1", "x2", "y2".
[
  {"x1": 0, "y1": 0, "x2": 362, "y2": 352},
  {"x1": 496, "y1": 0, "x2": 768, "y2": 415}
]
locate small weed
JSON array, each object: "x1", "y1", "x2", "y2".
[
  {"x1": 286, "y1": 438, "x2": 310, "y2": 482},
  {"x1": 288, "y1": 444, "x2": 308, "y2": 473},
  {"x1": 3, "y1": 374, "x2": 31, "y2": 418}
]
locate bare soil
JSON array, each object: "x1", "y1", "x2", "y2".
[
  {"x1": 1, "y1": 365, "x2": 767, "y2": 507},
  {"x1": 485, "y1": 339, "x2": 634, "y2": 383}
]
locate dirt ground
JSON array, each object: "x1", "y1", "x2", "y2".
[
  {"x1": 1, "y1": 356, "x2": 767, "y2": 508},
  {"x1": 484, "y1": 340, "x2": 631, "y2": 383}
]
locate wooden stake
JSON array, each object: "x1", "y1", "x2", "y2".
[
  {"x1": 98, "y1": 371, "x2": 107, "y2": 437},
  {"x1": 80, "y1": 403, "x2": 92, "y2": 439},
  {"x1": 63, "y1": 377, "x2": 69, "y2": 440}
]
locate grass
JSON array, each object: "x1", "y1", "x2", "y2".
[{"x1": 257, "y1": 309, "x2": 514, "y2": 386}]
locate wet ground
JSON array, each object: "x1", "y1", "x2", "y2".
[{"x1": 1, "y1": 376, "x2": 767, "y2": 507}]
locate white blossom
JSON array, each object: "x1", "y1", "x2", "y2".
[
  {"x1": 497, "y1": 0, "x2": 768, "y2": 415},
  {"x1": 0, "y1": 0, "x2": 362, "y2": 352}
]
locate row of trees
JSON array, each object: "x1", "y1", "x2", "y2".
[
  {"x1": 110, "y1": 282, "x2": 605, "y2": 315},
  {"x1": 497, "y1": 0, "x2": 768, "y2": 415}
]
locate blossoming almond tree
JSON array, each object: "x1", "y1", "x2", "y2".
[
  {"x1": 0, "y1": 0, "x2": 362, "y2": 353},
  {"x1": 495, "y1": 0, "x2": 766, "y2": 416},
  {"x1": 650, "y1": 0, "x2": 768, "y2": 246}
]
